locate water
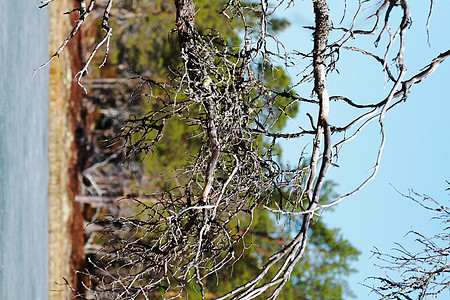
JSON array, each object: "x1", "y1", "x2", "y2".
[{"x1": 0, "y1": 1, "x2": 49, "y2": 299}]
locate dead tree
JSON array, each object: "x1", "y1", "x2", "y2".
[{"x1": 38, "y1": 0, "x2": 450, "y2": 299}]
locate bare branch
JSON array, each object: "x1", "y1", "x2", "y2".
[{"x1": 365, "y1": 189, "x2": 450, "y2": 299}]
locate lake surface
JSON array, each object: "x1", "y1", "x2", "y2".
[{"x1": 0, "y1": 1, "x2": 49, "y2": 299}]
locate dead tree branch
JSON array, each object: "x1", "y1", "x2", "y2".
[{"x1": 365, "y1": 188, "x2": 450, "y2": 299}]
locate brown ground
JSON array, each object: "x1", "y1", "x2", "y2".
[{"x1": 48, "y1": 1, "x2": 86, "y2": 299}]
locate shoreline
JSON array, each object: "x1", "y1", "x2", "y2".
[{"x1": 48, "y1": 1, "x2": 86, "y2": 299}]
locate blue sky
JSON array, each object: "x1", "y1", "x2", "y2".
[{"x1": 271, "y1": 1, "x2": 450, "y2": 298}]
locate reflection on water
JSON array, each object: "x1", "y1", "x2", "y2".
[{"x1": 0, "y1": 1, "x2": 49, "y2": 299}]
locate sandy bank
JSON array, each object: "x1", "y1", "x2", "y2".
[{"x1": 48, "y1": 1, "x2": 85, "y2": 299}]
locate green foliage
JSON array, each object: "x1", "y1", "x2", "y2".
[
  {"x1": 141, "y1": 115, "x2": 200, "y2": 190},
  {"x1": 109, "y1": 0, "x2": 240, "y2": 78},
  {"x1": 258, "y1": 62, "x2": 299, "y2": 132}
]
